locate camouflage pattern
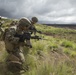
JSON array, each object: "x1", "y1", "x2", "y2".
[
  {"x1": 0, "y1": 22, "x2": 4, "y2": 40},
  {"x1": 4, "y1": 27, "x2": 22, "y2": 65},
  {"x1": 31, "y1": 17, "x2": 38, "y2": 23},
  {"x1": 10, "y1": 21, "x2": 18, "y2": 26},
  {"x1": 2, "y1": 17, "x2": 38, "y2": 74},
  {"x1": 10, "y1": 21, "x2": 16, "y2": 26},
  {"x1": 3, "y1": 25, "x2": 31, "y2": 74},
  {"x1": 28, "y1": 17, "x2": 38, "y2": 36},
  {"x1": 18, "y1": 18, "x2": 31, "y2": 27}
]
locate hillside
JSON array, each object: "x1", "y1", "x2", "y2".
[
  {"x1": 43, "y1": 24, "x2": 76, "y2": 29},
  {"x1": 0, "y1": 19, "x2": 76, "y2": 75}
]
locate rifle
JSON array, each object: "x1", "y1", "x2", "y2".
[
  {"x1": 36, "y1": 30, "x2": 42, "y2": 34},
  {"x1": 14, "y1": 32, "x2": 31, "y2": 42},
  {"x1": 31, "y1": 35, "x2": 48, "y2": 40}
]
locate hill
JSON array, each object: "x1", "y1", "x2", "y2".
[
  {"x1": 42, "y1": 24, "x2": 76, "y2": 29},
  {"x1": 0, "y1": 19, "x2": 76, "y2": 75}
]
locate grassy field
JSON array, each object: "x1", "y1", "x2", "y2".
[{"x1": 0, "y1": 19, "x2": 76, "y2": 75}]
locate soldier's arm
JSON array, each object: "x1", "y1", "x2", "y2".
[
  {"x1": 0, "y1": 28, "x2": 4, "y2": 41},
  {"x1": 29, "y1": 25, "x2": 41, "y2": 35},
  {"x1": 21, "y1": 32, "x2": 32, "y2": 48},
  {"x1": 4, "y1": 28, "x2": 19, "y2": 44}
]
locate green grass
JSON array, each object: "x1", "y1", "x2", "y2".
[
  {"x1": 0, "y1": 19, "x2": 76, "y2": 75},
  {"x1": 61, "y1": 40, "x2": 74, "y2": 48}
]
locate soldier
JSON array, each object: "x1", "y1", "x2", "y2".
[
  {"x1": 29, "y1": 17, "x2": 38, "y2": 35},
  {"x1": 18, "y1": 17, "x2": 38, "y2": 36},
  {"x1": 3, "y1": 17, "x2": 38, "y2": 75},
  {"x1": 10, "y1": 21, "x2": 14, "y2": 25},
  {"x1": 0, "y1": 22, "x2": 4, "y2": 40},
  {"x1": 0, "y1": 21, "x2": 2, "y2": 26},
  {"x1": 9, "y1": 21, "x2": 18, "y2": 27},
  {"x1": 17, "y1": 17, "x2": 39, "y2": 46},
  {"x1": 3, "y1": 18, "x2": 32, "y2": 75}
]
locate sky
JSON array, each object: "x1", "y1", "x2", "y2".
[{"x1": 0, "y1": 0, "x2": 76, "y2": 24}]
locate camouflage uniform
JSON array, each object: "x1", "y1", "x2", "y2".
[
  {"x1": 3, "y1": 18, "x2": 32, "y2": 74},
  {"x1": 0, "y1": 22, "x2": 4, "y2": 40},
  {"x1": 3, "y1": 17, "x2": 38, "y2": 74},
  {"x1": 10, "y1": 21, "x2": 18, "y2": 26}
]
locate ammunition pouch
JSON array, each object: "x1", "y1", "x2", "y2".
[{"x1": 7, "y1": 61, "x2": 23, "y2": 73}]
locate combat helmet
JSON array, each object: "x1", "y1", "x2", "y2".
[
  {"x1": 31, "y1": 17, "x2": 38, "y2": 23},
  {"x1": 18, "y1": 18, "x2": 31, "y2": 27}
]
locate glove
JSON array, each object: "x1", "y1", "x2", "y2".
[
  {"x1": 29, "y1": 45, "x2": 32, "y2": 48},
  {"x1": 37, "y1": 31, "x2": 42, "y2": 34},
  {"x1": 25, "y1": 44, "x2": 32, "y2": 48}
]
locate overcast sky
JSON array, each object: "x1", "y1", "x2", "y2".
[{"x1": 0, "y1": 0, "x2": 76, "y2": 24}]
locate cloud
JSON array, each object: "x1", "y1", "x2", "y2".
[
  {"x1": 0, "y1": 8, "x2": 12, "y2": 17},
  {"x1": 0, "y1": 0, "x2": 76, "y2": 23}
]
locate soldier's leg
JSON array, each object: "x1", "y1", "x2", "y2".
[
  {"x1": 26, "y1": 40, "x2": 31, "y2": 46},
  {"x1": 16, "y1": 50, "x2": 25, "y2": 63}
]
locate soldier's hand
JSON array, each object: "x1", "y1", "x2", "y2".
[
  {"x1": 24, "y1": 44, "x2": 32, "y2": 48},
  {"x1": 13, "y1": 37, "x2": 19, "y2": 42},
  {"x1": 37, "y1": 31, "x2": 42, "y2": 34},
  {"x1": 29, "y1": 45, "x2": 32, "y2": 48}
]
